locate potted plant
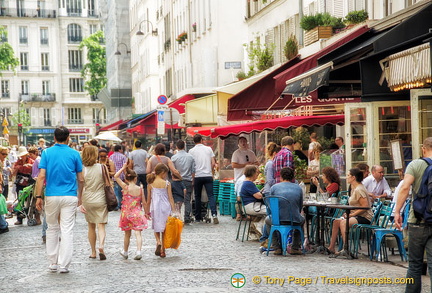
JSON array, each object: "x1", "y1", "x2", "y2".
[
  {"x1": 301, "y1": 13, "x2": 345, "y2": 46},
  {"x1": 192, "y1": 22, "x2": 197, "y2": 32},
  {"x1": 345, "y1": 10, "x2": 368, "y2": 25},
  {"x1": 283, "y1": 35, "x2": 298, "y2": 61},
  {"x1": 176, "y1": 32, "x2": 187, "y2": 44},
  {"x1": 236, "y1": 71, "x2": 247, "y2": 81}
]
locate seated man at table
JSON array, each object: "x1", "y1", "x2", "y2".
[
  {"x1": 265, "y1": 167, "x2": 304, "y2": 255},
  {"x1": 363, "y1": 165, "x2": 392, "y2": 202},
  {"x1": 240, "y1": 165, "x2": 266, "y2": 240}
]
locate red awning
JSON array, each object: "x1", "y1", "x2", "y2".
[
  {"x1": 99, "y1": 119, "x2": 124, "y2": 132},
  {"x1": 126, "y1": 94, "x2": 195, "y2": 135},
  {"x1": 227, "y1": 26, "x2": 370, "y2": 121},
  {"x1": 187, "y1": 114, "x2": 344, "y2": 139}
]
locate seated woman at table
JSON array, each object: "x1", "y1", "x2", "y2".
[
  {"x1": 311, "y1": 167, "x2": 340, "y2": 197},
  {"x1": 262, "y1": 142, "x2": 281, "y2": 197},
  {"x1": 240, "y1": 165, "x2": 266, "y2": 240},
  {"x1": 327, "y1": 168, "x2": 373, "y2": 254}
]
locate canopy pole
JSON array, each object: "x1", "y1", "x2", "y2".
[
  {"x1": 263, "y1": 97, "x2": 282, "y2": 114},
  {"x1": 282, "y1": 96, "x2": 296, "y2": 111}
]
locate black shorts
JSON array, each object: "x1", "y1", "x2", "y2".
[{"x1": 355, "y1": 216, "x2": 370, "y2": 225}]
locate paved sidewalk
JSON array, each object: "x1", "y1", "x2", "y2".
[{"x1": 0, "y1": 212, "x2": 429, "y2": 292}]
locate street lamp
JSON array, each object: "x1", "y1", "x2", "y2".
[
  {"x1": 114, "y1": 42, "x2": 131, "y2": 55},
  {"x1": 136, "y1": 20, "x2": 158, "y2": 36}
]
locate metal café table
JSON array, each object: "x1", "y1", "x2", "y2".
[
  {"x1": 325, "y1": 204, "x2": 370, "y2": 259},
  {"x1": 303, "y1": 201, "x2": 331, "y2": 254}
]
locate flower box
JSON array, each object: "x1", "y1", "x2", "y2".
[{"x1": 304, "y1": 26, "x2": 333, "y2": 46}]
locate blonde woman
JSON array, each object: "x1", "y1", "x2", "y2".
[{"x1": 79, "y1": 146, "x2": 108, "y2": 260}]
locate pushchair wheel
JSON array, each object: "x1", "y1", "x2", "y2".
[{"x1": 27, "y1": 219, "x2": 37, "y2": 226}]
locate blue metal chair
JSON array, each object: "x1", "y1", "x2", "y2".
[
  {"x1": 235, "y1": 198, "x2": 265, "y2": 242},
  {"x1": 369, "y1": 200, "x2": 410, "y2": 262},
  {"x1": 265, "y1": 196, "x2": 305, "y2": 256}
]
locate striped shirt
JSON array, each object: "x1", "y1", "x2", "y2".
[
  {"x1": 110, "y1": 151, "x2": 127, "y2": 180},
  {"x1": 273, "y1": 147, "x2": 294, "y2": 183}
]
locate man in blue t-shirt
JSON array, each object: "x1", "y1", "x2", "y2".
[{"x1": 35, "y1": 126, "x2": 84, "y2": 274}]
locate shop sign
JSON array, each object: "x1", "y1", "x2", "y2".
[
  {"x1": 26, "y1": 128, "x2": 55, "y2": 134},
  {"x1": 69, "y1": 128, "x2": 90, "y2": 133}
]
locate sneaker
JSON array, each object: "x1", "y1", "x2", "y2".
[
  {"x1": 134, "y1": 251, "x2": 142, "y2": 260},
  {"x1": 213, "y1": 217, "x2": 219, "y2": 225},
  {"x1": 14, "y1": 221, "x2": 22, "y2": 225},
  {"x1": 274, "y1": 248, "x2": 283, "y2": 255},
  {"x1": 59, "y1": 267, "x2": 69, "y2": 273},
  {"x1": 0, "y1": 227, "x2": 9, "y2": 234},
  {"x1": 119, "y1": 250, "x2": 128, "y2": 260},
  {"x1": 260, "y1": 239, "x2": 268, "y2": 248},
  {"x1": 48, "y1": 264, "x2": 58, "y2": 273}
]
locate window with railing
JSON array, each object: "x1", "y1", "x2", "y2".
[
  {"x1": 19, "y1": 26, "x2": 27, "y2": 44},
  {"x1": 1, "y1": 80, "x2": 9, "y2": 98},
  {"x1": 66, "y1": 0, "x2": 82, "y2": 16},
  {"x1": 67, "y1": 108, "x2": 82, "y2": 124},
  {"x1": 92, "y1": 108, "x2": 106, "y2": 124},
  {"x1": 20, "y1": 52, "x2": 28, "y2": 70},
  {"x1": 68, "y1": 50, "x2": 82, "y2": 71},
  {"x1": 40, "y1": 28, "x2": 48, "y2": 45},
  {"x1": 67, "y1": 23, "x2": 82, "y2": 43},
  {"x1": 88, "y1": 0, "x2": 96, "y2": 16},
  {"x1": 41, "y1": 53, "x2": 49, "y2": 71},
  {"x1": 69, "y1": 78, "x2": 84, "y2": 92},
  {"x1": 42, "y1": 80, "x2": 50, "y2": 95}
]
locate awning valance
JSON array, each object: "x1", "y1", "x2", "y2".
[
  {"x1": 282, "y1": 62, "x2": 333, "y2": 97},
  {"x1": 187, "y1": 114, "x2": 344, "y2": 139},
  {"x1": 99, "y1": 119, "x2": 125, "y2": 132},
  {"x1": 380, "y1": 43, "x2": 431, "y2": 92}
]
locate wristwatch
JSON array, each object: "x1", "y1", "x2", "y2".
[{"x1": 35, "y1": 195, "x2": 42, "y2": 199}]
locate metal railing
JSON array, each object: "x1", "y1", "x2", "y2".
[
  {"x1": 41, "y1": 66, "x2": 50, "y2": 71},
  {"x1": 1, "y1": 93, "x2": 9, "y2": 98},
  {"x1": 20, "y1": 65, "x2": 28, "y2": 71},
  {"x1": 67, "y1": 119, "x2": 83, "y2": 124},
  {"x1": 67, "y1": 9, "x2": 82, "y2": 17},
  {"x1": 40, "y1": 38, "x2": 48, "y2": 45},
  {"x1": 20, "y1": 93, "x2": 56, "y2": 102},
  {"x1": 19, "y1": 37, "x2": 27, "y2": 44},
  {"x1": 0, "y1": 8, "x2": 56, "y2": 18},
  {"x1": 68, "y1": 36, "x2": 82, "y2": 43},
  {"x1": 69, "y1": 65, "x2": 82, "y2": 72}
]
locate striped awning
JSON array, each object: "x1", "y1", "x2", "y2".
[{"x1": 379, "y1": 43, "x2": 431, "y2": 91}]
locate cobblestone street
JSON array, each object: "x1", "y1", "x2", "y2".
[{"x1": 0, "y1": 211, "x2": 430, "y2": 292}]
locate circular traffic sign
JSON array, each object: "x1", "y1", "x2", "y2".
[{"x1": 157, "y1": 95, "x2": 168, "y2": 105}]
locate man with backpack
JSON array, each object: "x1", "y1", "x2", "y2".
[{"x1": 395, "y1": 137, "x2": 432, "y2": 293}]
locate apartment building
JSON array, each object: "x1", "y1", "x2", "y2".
[{"x1": 0, "y1": 0, "x2": 105, "y2": 145}]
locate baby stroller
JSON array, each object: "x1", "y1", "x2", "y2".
[
  {"x1": 13, "y1": 184, "x2": 38, "y2": 226},
  {"x1": 191, "y1": 186, "x2": 211, "y2": 223}
]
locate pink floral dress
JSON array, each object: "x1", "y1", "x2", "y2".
[{"x1": 119, "y1": 186, "x2": 148, "y2": 231}]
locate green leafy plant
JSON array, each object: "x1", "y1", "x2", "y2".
[
  {"x1": 284, "y1": 35, "x2": 298, "y2": 60},
  {"x1": 291, "y1": 127, "x2": 311, "y2": 150},
  {"x1": 300, "y1": 13, "x2": 346, "y2": 31},
  {"x1": 236, "y1": 71, "x2": 247, "y2": 80},
  {"x1": 294, "y1": 154, "x2": 308, "y2": 181},
  {"x1": 79, "y1": 31, "x2": 107, "y2": 98},
  {"x1": 0, "y1": 27, "x2": 19, "y2": 75},
  {"x1": 245, "y1": 40, "x2": 275, "y2": 74},
  {"x1": 11, "y1": 107, "x2": 31, "y2": 131},
  {"x1": 345, "y1": 10, "x2": 368, "y2": 24}
]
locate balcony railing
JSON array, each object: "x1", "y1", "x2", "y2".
[
  {"x1": 20, "y1": 65, "x2": 28, "y2": 71},
  {"x1": 40, "y1": 38, "x2": 48, "y2": 45},
  {"x1": 0, "y1": 8, "x2": 56, "y2": 18},
  {"x1": 67, "y1": 9, "x2": 82, "y2": 17},
  {"x1": 88, "y1": 10, "x2": 97, "y2": 17},
  {"x1": 44, "y1": 119, "x2": 51, "y2": 126},
  {"x1": 19, "y1": 37, "x2": 27, "y2": 44},
  {"x1": 42, "y1": 66, "x2": 50, "y2": 71},
  {"x1": 20, "y1": 93, "x2": 56, "y2": 102},
  {"x1": 93, "y1": 119, "x2": 107, "y2": 124},
  {"x1": 1, "y1": 92, "x2": 9, "y2": 98},
  {"x1": 68, "y1": 36, "x2": 82, "y2": 43},
  {"x1": 67, "y1": 119, "x2": 83, "y2": 124},
  {"x1": 69, "y1": 65, "x2": 82, "y2": 72}
]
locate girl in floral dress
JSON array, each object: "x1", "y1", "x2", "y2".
[
  {"x1": 146, "y1": 163, "x2": 175, "y2": 258},
  {"x1": 114, "y1": 163, "x2": 149, "y2": 260}
]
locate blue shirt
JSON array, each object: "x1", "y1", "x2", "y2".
[
  {"x1": 270, "y1": 182, "x2": 304, "y2": 224},
  {"x1": 171, "y1": 150, "x2": 195, "y2": 182},
  {"x1": 39, "y1": 144, "x2": 83, "y2": 196},
  {"x1": 240, "y1": 181, "x2": 260, "y2": 206}
]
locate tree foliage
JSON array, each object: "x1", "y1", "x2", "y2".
[
  {"x1": 11, "y1": 107, "x2": 31, "y2": 131},
  {"x1": 0, "y1": 27, "x2": 19, "y2": 75},
  {"x1": 79, "y1": 30, "x2": 107, "y2": 97}
]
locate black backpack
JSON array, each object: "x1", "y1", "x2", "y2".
[{"x1": 413, "y1": 157, "x2": 432, "y2": 223}]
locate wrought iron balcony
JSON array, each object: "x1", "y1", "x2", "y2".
[
  {"x1": 0, "y1": 8, "x2": 56, "y2": 18},
  {"x1": 20, "y1": 65, "x2": 28, "y2": 71},
  {"x1": 68, "y1": 36, "x2": 83, "y2": 43},
  {"x1": 69, "y1": 65, "x2": 83, "y2": 72},
  {"x1": 21, "y1": 93, "x2": 56, "y2": 102},
  {"x1": 19, "y1": 37, "x2": 27, "y2": 44},
  {"x1": 67, "y1": 9, "x2": 82, "y2": 17},
  {"x1": 67, "y1": 119, "x2": 83, "y2": 124},
  {"x1": 40, "y1": 38, "x2": 48, "y2": 45},
  {"x1": 41, "y1": 66, "x2": 50, "y2": 71}
]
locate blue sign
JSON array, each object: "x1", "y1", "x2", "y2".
[
  {"x1": 157, "y1": 111, "x2": 165, "y2": 122},
  {"x1": 157, "y1": 95, "x2": 168, "y2": 105},
  {"x1": 27, "y1": 128, "x2": 55, "y2": 134}
]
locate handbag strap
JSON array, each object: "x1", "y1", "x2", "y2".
[{"x1": 101, "y1": 164, "x2": 111, "y2": 187}]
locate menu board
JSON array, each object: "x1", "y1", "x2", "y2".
[{"x1": 390, "y1": 140, "x2": 404, "y2": 170}]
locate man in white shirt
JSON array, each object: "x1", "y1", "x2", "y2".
[
  {"x1": 188, "y1": 134, "x2": 218, "y2": 224},
  {"x1": 363, "y1": 165, "x2": 392, "y2": 201},
  {"x1": 231, "y1": 136, "x2": 258, "y2": 182}
]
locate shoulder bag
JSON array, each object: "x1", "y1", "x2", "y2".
[{"x1": 101, "y1": 164, "x2": 117, "y2": 211}]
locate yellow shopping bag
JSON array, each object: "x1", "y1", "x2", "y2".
[{"x1": 164, "y1": 216, "x2": 183, "y2": 249}]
